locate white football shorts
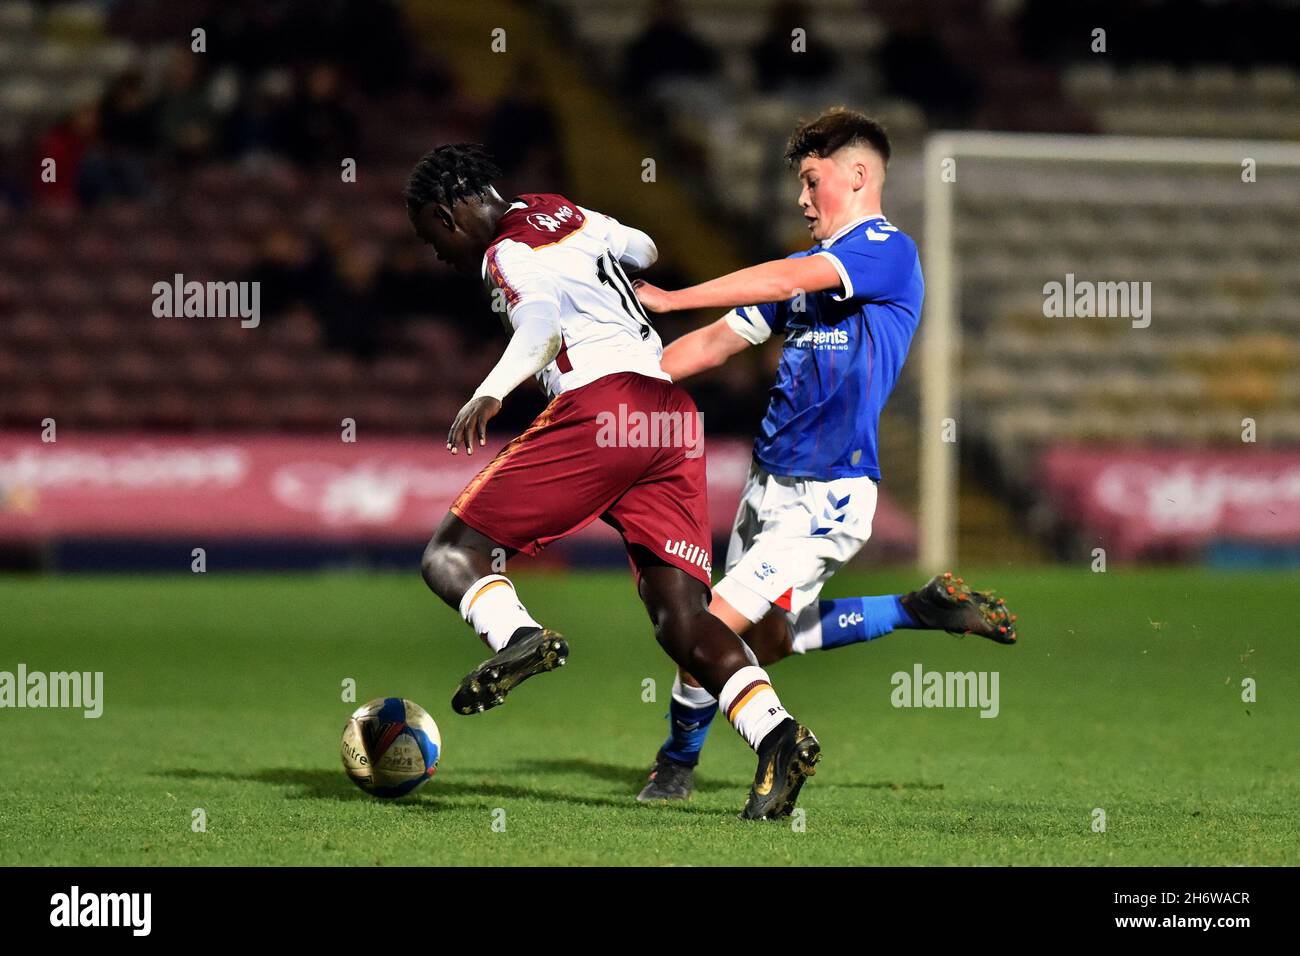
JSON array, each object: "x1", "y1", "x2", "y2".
[{"x1": 713, "y1": 459, "x2": 878, "y2": 622}]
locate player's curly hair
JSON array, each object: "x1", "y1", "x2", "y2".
[
  {"x1": 785, "y1": 108, "x2": 891, "y2": 168},
  {"x1": 404, "y1": 143, "x2": 503, "y2": 220}
]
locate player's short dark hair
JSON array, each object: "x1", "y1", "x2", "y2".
[
  {"x1": 785, "y1": 108, "x2": 891, "y2": 168},
  {"x1": 404, "y1": 143, "x2": 502, "y2": 220}
]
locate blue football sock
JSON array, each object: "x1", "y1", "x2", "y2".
[
  {"x1": 817, "y1": 594, "x2": 918, "y2": 650},
  {"x1": 659, "y1": 694, "x2": 718, "y2": 767}
]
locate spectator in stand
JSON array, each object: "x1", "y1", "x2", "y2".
[
  {"x1": 315, "y1": 242, "x2": 383, "y2": 360},
  {"x1": 227, "y1": 70, "x2": 295, "y2": 163},
  {"x1": 331, "y1": 0, "x2": 417, "y2": 94},
  {"x1": 485, "y1": 60, "x2": 567, "y2": 197},
  {"x1": 156, "y1": 47, "x2": 220, "y2": 166},
  {"x1": 751, "y1": 0, "x2": 837, "y2": 93},
  {"x1": 0, "y1": 142, "x2": 28, "y2": 209},
  {"x1": 246, "y1": 227, "x2": 317, "y2": 324},
  {"x1": 32, "y1": 104, "x2": 99, "y2": 207},
  {"x1": 99, "y1": 69, "x2": 157, "y2": 153},
  {"x1": 620, "y1": 0, "x2": 718, "y2": 96},
  {"x1": 879, "y1": 8, "x2": 981, "y2": 126},
  {"x1": 204, "y1": 4, "x2": 302, "y2": 80},
  {"x1": 280, "y1": 62, "x2": 360, "y2": 168},
  {"x1": 376, "y1": 243, "x2": 481, "y2": 324},
  {"x1": 86, "y1": 69, "x2": 157, "y2": 203}
]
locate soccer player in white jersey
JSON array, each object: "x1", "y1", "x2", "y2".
[
  {"x1": 406, "y1": 143, "x2": 820, "y2": 819},
  {"x1": 631, "y1": 109, "x2": 1018, "y2": 801}
]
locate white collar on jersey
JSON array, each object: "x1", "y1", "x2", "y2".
[
  {"x1": 479, "y1": 201, "x2": 531, "y2": 280},
  {"x1": 821, "y1": 213, "x2": 886, "y2": 247}
]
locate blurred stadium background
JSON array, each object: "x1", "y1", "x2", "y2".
[
  {"x1": 4, "y1": 0, "x2": 1300, "y2": 871},
  {"x1": 1, "y1": 0, "x2": 1299, "y2": 574}
]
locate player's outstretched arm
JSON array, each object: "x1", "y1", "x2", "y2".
[
  {"x1": 447, "y1": 302, "x2": 562, "y2": 456},
  {"x1": 661, "y1": 317, "x2": 751, "y2": 382},
  {"x1": 635, "y1": 255, "x2": 841, "y2": 313}
]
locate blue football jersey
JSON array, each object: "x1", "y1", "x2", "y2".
[{"x1": 723, "y1": 215, "x2": 924, "y2": 481}]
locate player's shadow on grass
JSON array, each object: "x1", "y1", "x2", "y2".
[
  {"x1": 160, "y1": 767, "x2": 372, "y2": 802},
  {"x1": 507, "y1": 758, "x2": 943, "y2": 795},
  {"x1": 823, "y1": 781, "x2": 946, "y2": 792},
  {"x1": 156, "y1": 766, "x2": 737, "y2": 816},
  {"x1": 508, "y1": 757, "x2": 737, "y2": 794}
]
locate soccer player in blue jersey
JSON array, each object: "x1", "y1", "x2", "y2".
[{"x1": 631, "y1": 108, "x2": 1018, "y2": 801}]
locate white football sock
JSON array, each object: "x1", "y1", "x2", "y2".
[
  {"x1": 672, "y1": 672, "x2": 718, "y2": 708},
  {"x1": 719, "y1": 665, "x2": 789, "y2": 751},
  {"x1": 458, "y1": 574, "x2": 541, "y2": 652}
]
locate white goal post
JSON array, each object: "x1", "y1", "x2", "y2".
[{"x1": 918, "y1": 131, "x2": 1300, "y2": 570}]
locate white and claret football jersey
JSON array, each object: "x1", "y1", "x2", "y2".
[{"x1": 481, "y1": 193, "x2": 669, "y2": 398}]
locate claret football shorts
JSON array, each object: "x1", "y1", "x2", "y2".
[{"x1": 451, "y1": 371, "x2": 713, "y2": 590}]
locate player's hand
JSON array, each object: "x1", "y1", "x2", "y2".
[
  {"x1": 447, "y1": 396, "x2": 501, "y2": 456},
  {"x1": 633, "y1": 279, "x2": 674, "y2": 314}
]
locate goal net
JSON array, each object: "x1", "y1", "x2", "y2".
[{"x1": 916, "y1": 132, "x2": 1300, "y2": 568}]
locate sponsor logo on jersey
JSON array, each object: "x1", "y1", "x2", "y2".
[
  {"x1": 785, "y1": 324, "x2": 850, "y2": 351},
  {"x1": 664, "y1": 538, "x2": 712, "y2": 576},
  {"x1": 527, "y1": 205, "x2": 578, "y2": 233}
]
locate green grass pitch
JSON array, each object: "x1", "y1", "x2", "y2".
[{"x1": 1, "y1": 566, "x2": 1297, "y2": 866}]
